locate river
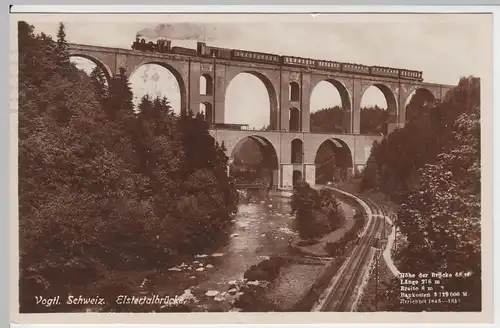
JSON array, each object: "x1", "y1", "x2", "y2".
[{"x1": 143, "y1": 190, "x2": 354, "y2": 312}]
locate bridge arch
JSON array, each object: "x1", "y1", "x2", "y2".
[
  {"x1": 309, "y1": 78, "x2": 352, "y2": 133},
  {"x1": 412, "y1": 85, "x2": 441, "y2": 101},
  {"x1": 228, "y1": 135, "x2": 279, "y2": 188},
  {"x1": 361, "y1": 83, "x2": 398, "y2": 115},
  {"x1": 224, "y1": 70, "x2": 279, "y2": 130},
  {"x1": 314, "y1": 138, "x2": 353, "y2": 185},
  {"x1": 129, "y1": 61, "x2": 188, "y2": 114},
  {"x1": 68, "y1": 53, "x2": 112, "y2": 82},
  {"x1": 404, "y1": 87, "x2": 437, "y2": 122},
  {"x1": 360, "y1": 83, "x2": 398, "y2": 135}
]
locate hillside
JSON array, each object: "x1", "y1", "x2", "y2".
[{"x1": 361, "y1": 76, "x2": 481, "y2": 311}]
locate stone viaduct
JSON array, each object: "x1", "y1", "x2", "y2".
[{"x1": 68, "y1": 42, "x2": 454, "y2": 189}]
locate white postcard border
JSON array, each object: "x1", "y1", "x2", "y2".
[{"x1": 8, "y1": 6, "x2": 497, "y2": 326}]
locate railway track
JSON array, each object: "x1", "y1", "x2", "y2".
[{"x1": 314, "y1": 188, "x2": 386, "y2": 312}]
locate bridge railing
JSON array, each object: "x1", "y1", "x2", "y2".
[
  {"x1": 234, "y1": 183, "x2": 270, "y2": 189},
  {"x1": 208, "y1": 126, "x2": 384, "y2": 137}
]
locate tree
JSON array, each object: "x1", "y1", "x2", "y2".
[
  {"x1": 291, "y1": 182, "x2": 344, "y2": 240},
  {"x1": 101, "y1": 66, "x2": 138, "y2": 173},
  {"x1": 405, "y1": 88, "x2": 437, "y2": 122},
  {"x1": 359, "y1": 141, "x2": 381, "y2": 191},
  {"x1": 358, "y1": 77, "x2": 481, "y2": 311},
  {"x1": 309, "y1": 106, "x2": 344, "y2": 133},
  {"x1": 18, "y1": 21, "x2": 147, "y2": 311},
  {"x1": 395, "y1": 110, "x2": 480, "y2": 311},
  {"x1": 106, "y1": 67, "x2": 135, "y2": 121},
  {"x1": 310, "y1": 105, "x2": 391, "y2": 135},
  {"x1": 291, "y1": 182, "x2": 318, "y2": 239},
  {"x1": 177, "y1": 111, "x2": 238, "y2": 218},
  {"x1": 360, "y1": 77, "x2": 480, "y2": 199},
  {"x1": 89, "y1": 66, "x2": 109, "y2": 105},
  {"x1": 132, "y1": 94, "x2": 184, "y2": 212},
  {"x1": 55, "y1": 22, "x2": 70, "y2": 72},
  {"x1": 18, "y1": 21, "x2": 240, "y2": 313},
  {"x1": 360, "y1": 105, "x2": 389, "y2": 135},
  {"x1": 318, "y1": 188, "x2": 345, "y2": 229}
]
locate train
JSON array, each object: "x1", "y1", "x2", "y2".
[
  {"x1": 211, "y1": 123, "x2": 249, "y2": 130},
  {"x1": 131, "y1": 37, "x2": 423, "y2": 81},
  {"x1": 131, "y1": 37, "x2": 171, "y2": 53},
  {"x1": 131, "y1": 37, "x2": 199, "y2": 56}
]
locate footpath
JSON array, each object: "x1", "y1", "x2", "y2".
[{"x1": 381, "y1": 213, "x2": 400, "y2": 277}]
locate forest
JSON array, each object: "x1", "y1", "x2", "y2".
[
  {"x1": 360, "y1": 77, "x2": 481, "y2": 311},
  {"x1": 18, "y1": 21, "x2": 239, "y2": 312},
  {"x1": 310, "y1": 105, "x2": 391, "y2": 135}
]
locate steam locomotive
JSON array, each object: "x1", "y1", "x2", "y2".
[
  {"x1": 131, "y1": 37, "x2": 197, "y2": 56},
  {"x1": 131, "y1": 38, "x2": 423, "y2": 81}
]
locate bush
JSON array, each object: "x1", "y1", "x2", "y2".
[
  {"x1": 291, "y1": 182, "x2": 345, "y2": 240},
  {"x1": 324, "y1": 203, "x2": 366, "y2": 256},
  {"x1": 234, "y1": 257, "x2": 289, "y2": 312},
  {"x1": 243, "y1": 256, "x2": 288, "y2": 282},
  {"x1": 233, "y1": 284, "x2": 279, "y2": 312}
]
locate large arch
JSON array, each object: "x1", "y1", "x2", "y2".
[
  {"x1": 68, "y1": 53, "x2": 112, "y2": 83},
  {"x1": 128, "y1": 61, "x2": 187, "y2": 114},
  {"x1": 404, "y1": 87, "x2": 437, "y2": 122},
  {"x1": 228, "y1": 135, "x2": 279, "y2": 188},
  {"x1": 314, "y1": 138, "x2": 354, "y2": 185},
  {"x1": 360, "y1": 83, "x2": 398, "y2": 135},
  {"x1": 309, "y1": 78, "x2": 351, "y2": 133},
  {"x1": 224, "y1": 71, "x2": 279, "y2": 131}
]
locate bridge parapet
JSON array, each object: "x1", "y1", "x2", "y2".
[
  {"x1": 68, "y1": 42, "x2": 426, "y2": 83},
  {"x1": 67, "y1": 42, "x2": 456, "y2": 137}
]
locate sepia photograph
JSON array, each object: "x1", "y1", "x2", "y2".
[{"x1": 10, "y1": 8, "x2": 493, "y2": 324}]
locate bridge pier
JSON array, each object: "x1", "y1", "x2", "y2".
[
  {"x1": 387, "y1": 122, "x2": 405, "y2": 134},
  {"x1": 279, "y1": 163, "x2": 316, "y2": 189},
  {"x1": 281, "y1": 164, "x2": 294, "y2": 190},
  {"x1": 211, "y1": 129, "x2": 385, "y2": 191},
  {"x1": 304, "y1": 164, "x2": 316, "y2": 186},
  {"x1": 272, "y1": 169, "x2": 280, "y2": 189}
]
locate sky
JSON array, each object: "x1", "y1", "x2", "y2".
[{"x1": 15, "y1": 13, "x2": 491, "y2": 129}]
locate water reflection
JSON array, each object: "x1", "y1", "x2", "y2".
[{"x1": 197, "y1": 191, "x2": 297, "y2": 287}]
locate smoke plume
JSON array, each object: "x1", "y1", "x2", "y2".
[{"x1": 136, "y1": 23, "x2": 237, "y2": 41}]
